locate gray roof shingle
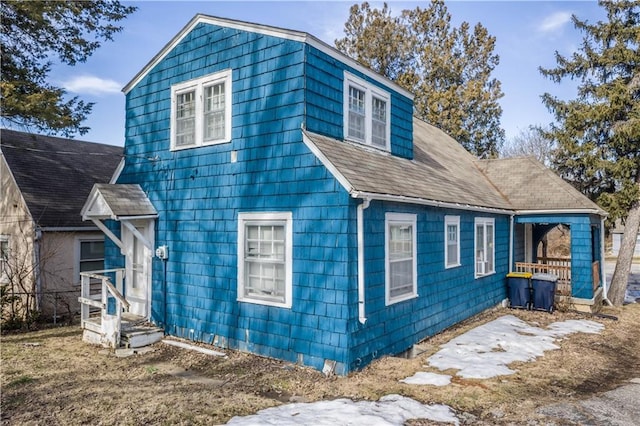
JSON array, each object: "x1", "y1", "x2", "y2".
[
  {"x1": 1, "y1": 129, "x2": 123, "y2": 228},
  {"x1": 475, "y1": 157, "x2": 605, "y2": 214},
  {"x1": 303, "y1": 119, "x2": 512, "y2": 211},
  {"x1": 304, "y1": 118, "x2": 605, "y2": 216},
  {"x1": 88, "y1": 183, "x2": 158, "y2": 218}
]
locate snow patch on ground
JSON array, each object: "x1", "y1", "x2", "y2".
[
  {"x1": 426, "y1": 315, "x2": 604, "y2": 379},
  {"x1": 227, "y1": 315, "x2": 604, "y2": 425},
  {"x1": 226, "y1": 394, "x2": 458, "y2": 425},
  {"x1": 400, "y1": 371, "x2": 452, "y2": 386}
]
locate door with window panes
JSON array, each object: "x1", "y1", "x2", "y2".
[{"x1": 122, "y1": 220, "x2": 154, "y2": 317}]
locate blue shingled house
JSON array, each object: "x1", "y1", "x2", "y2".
[{"x1": 80, "y1": 15, "x2": 607, "y2": 374}]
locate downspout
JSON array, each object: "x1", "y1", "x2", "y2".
[
  {"x1": 600, "y1": 216, "x2": 612, "y2": 306},
  {"x1": 357, "y1": 197, "x2": 370, "y2": 324},
  {"x1": 509, "y1": 215, "x2": 514, "y2": 273},
  {"x1": 33, "y1": 227, "x2": 42, "y2": 312}
]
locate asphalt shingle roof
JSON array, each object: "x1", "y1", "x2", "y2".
[
  {"x1": 304, "y1": 118, "x2": 604, "y2": 216},
  {"x1": 88, "y1": 183, "x2": 158, "y2": 218},
  {"x1": 475, "y1": 157, "x2": 605, "y2": 214},
  {"x1": 303, "y1": 119, "x2": 512, "y2": 211},
  {"x1": 1, "y1": 129, "x2": 123, "y2": 228}
]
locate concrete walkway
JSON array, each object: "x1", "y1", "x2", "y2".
[
  {"x1": 538, "y1": 261, "x2": 640, "y2": 425},
  {"x1": 538, "y1": 378, "x2": 640, "y2": 426}
]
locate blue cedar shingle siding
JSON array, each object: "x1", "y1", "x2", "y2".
[
  {"x1": 304, "y1": 45, "x2": 414, "y2": 159},
  {"x1": 114, "y1": 16, "x2": 584, "y2": 374},
  {"x1": 120, "y1": 22, "x2": 358, "y2": 371},
  {"x1": 117, "y1": 19, "x2": 510, "y2": 373},
  {"x1": 350, "y1": 204, "x2": 508, "y2": 370}
]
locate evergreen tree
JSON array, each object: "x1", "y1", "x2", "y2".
[
  {"x1": 336, "y1": 1, "x2": 505, "y2": 158},
  {"x1": 1, "y1": 1, "x2": 136, "y2": 137},
  {"x1": 540, "y1": 0, "x2": 640, "y2": 305}
]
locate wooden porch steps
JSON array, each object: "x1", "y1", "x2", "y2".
[
  {"x1": 121, "y1": 325, "x2": 164, "y2": 349},
  {"x1": 82, "y1": 314, "x2": 164, "y2": 349}
]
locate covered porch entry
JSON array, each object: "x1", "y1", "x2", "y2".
[
  {"x1": 512, "y1": 214, "x2": 606, "y2": 312},
  {"x1": 78, "y1": 183, "x2": 162, "y2": 348}
]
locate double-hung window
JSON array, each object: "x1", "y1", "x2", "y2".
[
  {"x1": 76, "y1": 238, "x2": 105, "y2": 284},
  {"x1": 171, "y1": 69, "x2": 232, "y2": 150},
  {"x1": 445, "y1": 216, "x2": 460, "y2": 268},
  {"x1": 385, "y1": 213, "x2": 417, "y2": 305},
  {"x1": 238, "y1": 212, "x2": 292, "y2": 308},
  {"x1": 475, "y1": 218, "x2": 495, "y2": 277},
  {"x1": 0, "y1": 237, "x2": 9, "y2": 282},
  {"x1": 344, "y1": 72, "x2": 390, "y2": 150}
]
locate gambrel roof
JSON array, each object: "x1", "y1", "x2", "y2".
[
  {"x1": 303, "y1": 118, "x2": 605, "y2": 216},
  {"x1": 1, "y1": 129, "x2": 123, "y2": 228}
]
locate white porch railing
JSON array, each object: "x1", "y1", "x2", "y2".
[
  {"x1": 515, "y1": 257, "x2": 601, "y2": 296},
  {"x1": 515, "y1": 257, "x2": 572, "y2": 295},
  {"x1": 79, "y1": 269, "x2": 128, "y2": 348}
]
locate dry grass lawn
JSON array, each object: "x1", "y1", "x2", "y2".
[{"x1": 2, "y1": 303, "x2": 639, "y2": 425}]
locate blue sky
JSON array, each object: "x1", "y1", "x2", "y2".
[{"x1": 48, "y1": 0, "x2": 606, "y2": 147}]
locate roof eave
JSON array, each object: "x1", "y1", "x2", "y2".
[
  {"x1": 515, "y1": 208, "x2": 608, "y2": 217},
  {"x1": 351, "y1": 191, "x2": 513, "y2": 215}
]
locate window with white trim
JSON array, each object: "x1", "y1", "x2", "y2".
[
  {"x1": 238, "y1": 212, "x2": 292, "y2": 308},
  {"x1": 0, "y1": 236, "x2": 9, "y2": 282},
  {"x1": 344, "y1": 72, "x2": 390, "y2": 150},
  {"x1": 475, "y1": 218, "x2": 495, "y2": 277},
  {"x1": 385, "y1": 213, "x2": 417, "y2": 304},
  {"x1": 170, "y1": 69, "x2": 232, "y2": 150},
  {"x1": 445, "y1": 215, "x2": 460, "y2": 268},
  {"x1": 79, "y1": 239, "x2": 105, "y2": 276}
]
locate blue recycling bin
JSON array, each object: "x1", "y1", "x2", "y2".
[
  {"x1": 507, "y1": 272, "x2": 532, "y2": 309},
  {"x1": 531, "y1": 273, "x2": 558, "y2": 313}
]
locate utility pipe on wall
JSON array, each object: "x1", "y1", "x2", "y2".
[
  {"x1": 357, "y1": 198, "x2": 370, "y2": 324},
  {"x1": 600, "y1": 216, "x2": 612, "y2": 305},
  {"x1": 509, "y1": 215, "x2": 514, "y2": 273}
]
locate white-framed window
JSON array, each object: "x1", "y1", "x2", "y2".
[
  {"x1": 0, "y1": 236, "x2": 9, "y2": 282},
  {"x1": 475, "y1": 218, "x2": 495, "y2": 277},
  {"x1": 385, "y1": 213, "x2": 417, "y2": 305},
  {"x1": 76, "y1": 238, "x2": 105, "y2": 281},
  {"x1": 445, "y1": 215, "x2": 460, "y2": 268},
  {"x1": 344, "y1": 71, "x2": 390, "y2": 150},
  {"x1": 238, "y1": 212, "x2": 293, "y2": 308},
  {"x1": 170, "y1": 69, "x2": 232, "y2": 150}
]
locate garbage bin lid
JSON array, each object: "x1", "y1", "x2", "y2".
[
  {"x1": 532, "y1": 273, "x2": 558, "y2": 281},
  {"x1": 507, "y1": 272, "x2": 532, "y2": 278}
]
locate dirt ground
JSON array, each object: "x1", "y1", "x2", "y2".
[{"x1": 2, "y1": 303, "x2": 639, "y2": 425}]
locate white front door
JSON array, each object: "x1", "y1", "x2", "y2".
[{"x1": 122, "y1": 220, "x2": 154, "y2": 318}]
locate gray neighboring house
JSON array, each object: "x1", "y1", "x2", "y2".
[
  {"x1": 610, "y1": 219, "x2": 640, "y2": 257},
  {"x1": 1, "y1": 129, "x2": 123, "y2": 322}
]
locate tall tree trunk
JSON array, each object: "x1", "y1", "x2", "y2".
[{"x1": 608, "y1": 180, "x2": 640, "y2": 305}]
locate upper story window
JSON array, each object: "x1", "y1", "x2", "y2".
[
  {"x1": 344, "y1": 72, "x2": 390, "y2": 150},
  {"x1": 171, "y1": 69, "x2": 232, "y2": 151},
  {"x1": 445, "y1": 215, "x2": 460, "y2": 268},
  {"x1": 475, "y1": 217, "x2": 495, "y2": 278},
  {"x1": 385, "y1": 213, "x2": 417, "y2": 305}
]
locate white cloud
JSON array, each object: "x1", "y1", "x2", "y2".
[
  {"x1": 538, "y1": 11, "x2": 572, "y2": 34},
  {"x1": 62, "y1": 75, "x2": 122, "y2": 95}
]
